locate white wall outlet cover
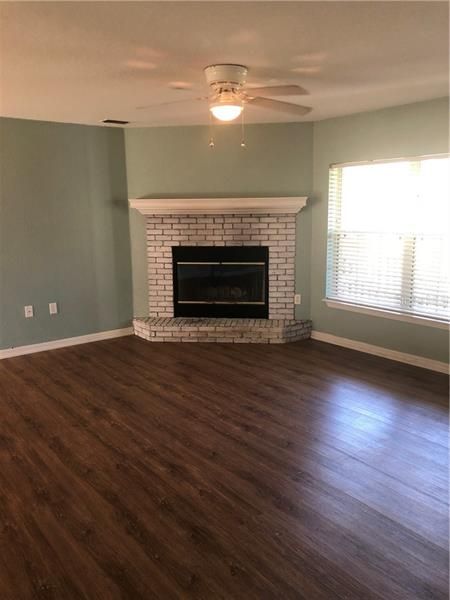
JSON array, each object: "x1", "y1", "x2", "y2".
[
  {"x1": 294, "y1": 294, "x2": 302, "y2": 305},
  {"x1": 49, "y1": 302, "x2": 58, "y2": 315},
  {"x1": 24, "y1": 305, "x2": 34, "y2": 318}
]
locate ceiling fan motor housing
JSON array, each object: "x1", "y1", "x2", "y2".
[{"x1": 204, "y1": 64, "x2": 248, "y2": 91}]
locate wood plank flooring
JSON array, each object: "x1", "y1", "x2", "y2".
[{"x1": 0, "y1": 337, "x2": 448, "y2": 599}]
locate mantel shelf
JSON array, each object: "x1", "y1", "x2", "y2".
[{"x1": 129, "y1": 197, "x2": 307, "y2": 215}]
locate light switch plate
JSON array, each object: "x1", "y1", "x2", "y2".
[
  {"x1": 49, "y1": 302, "x2": 58, "y2": 315},
  {"x1": 24, "y1": 305, "x2": 34, "y2": 318},
  {"x1": 294, "y1": 294, "x2": 302, "y2": 305}
]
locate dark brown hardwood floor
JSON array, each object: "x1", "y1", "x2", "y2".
[{"x1": 0, "y1": 337, "x2": 448, "y2": 599}]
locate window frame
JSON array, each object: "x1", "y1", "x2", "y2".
[{"x1": 324, "y1": 153, "x2": 450, "y2": 329}]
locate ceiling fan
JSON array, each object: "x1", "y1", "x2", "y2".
[{"x1": 138, "y1": 64, "x2": 312, "y2": 122}]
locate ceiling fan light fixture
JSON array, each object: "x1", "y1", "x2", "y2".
[
  {"x1": 210, "y1": 102, "x2": 243, "y2": 122},
  {"x1": 210, "y1": 90, "x2": 243, "y2": 121},
  {"x1": 138, "y1": 64, "x2": 311, "y2": 123}
]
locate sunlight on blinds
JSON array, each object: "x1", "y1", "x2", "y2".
[{"x1": 326, "y1": 156, "x2": 449, "y2": 321}]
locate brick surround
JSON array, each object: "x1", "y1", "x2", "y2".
[{"x1": 146, "y1": 213, "x2": 296, "y2": 319}]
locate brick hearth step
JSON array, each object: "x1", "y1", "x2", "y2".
[{"x1": 133, "y1": 317, "x2": 312, "y2": 344}]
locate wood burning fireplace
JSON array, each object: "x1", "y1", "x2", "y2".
[
  {"x1": 130, "y1": 196, "x2": 311, "y2": 343},
  {"x1": 173, "y1": 246, "x2": 269, "y2": 318}
]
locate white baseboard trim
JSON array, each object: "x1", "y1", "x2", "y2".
[
  {"x1": 0, "y1": 327, "x2": 134, "y2": 359},
  {"x1": 311, "y1": 330, "x2": 449, "y2": 374}
]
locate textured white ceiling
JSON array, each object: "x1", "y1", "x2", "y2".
[{"x1": 0, "y1": 1, "x2": 448, "y2": 127}]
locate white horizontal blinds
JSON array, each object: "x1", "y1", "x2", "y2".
[{"x1": 326, "y1": 156, "x2": 450, "y2": 321}]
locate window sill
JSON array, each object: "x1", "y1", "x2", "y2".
[{"x1": 323, "y1": 299, "x2": 449, "y2": 330}]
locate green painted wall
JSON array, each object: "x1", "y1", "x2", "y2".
[
  {"x1": 125, "y1": 122, "x2": 314, "y2": 319},
  {"x1": 0, "y1": 117, "x2": 132, "y2": 349},
  {"x1": 312, "y1": 98, "x2": 449, "y2": 363},
  {"x1": 2, "y1": 100, "x2": 447, "y2": 363}
]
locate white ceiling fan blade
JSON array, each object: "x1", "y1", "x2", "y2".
[
  {"x1": 247, "y1": 97, "x2": 312, "y2": 116},
  {"x1": 136, "y1": 96, "x2": 208, "y2": 110},
  {"x1": 245, "y1": 85, "x2": 308, "y2": 97}
]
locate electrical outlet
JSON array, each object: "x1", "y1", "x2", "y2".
[
  {"x1": 24, "y1": 305, "x2": 34, "y2": 318},
  {"x1": 294, "y1": 294, "x2": 302, "y2": 305},
  {"x1": 49, "y1": 302, "x2": 58, "y2": 315}
]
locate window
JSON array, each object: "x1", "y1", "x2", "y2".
[{"x1": 326, "y1": 155, "x2": 449, "y2": 323}]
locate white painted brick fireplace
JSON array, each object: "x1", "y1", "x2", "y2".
[{"x1": 129, "y1": 197, "x2": 312, "y2": 343}]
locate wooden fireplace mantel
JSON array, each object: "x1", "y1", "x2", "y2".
[{"x1": 129, "y1": 197, "x2": 308, "y2": 215}]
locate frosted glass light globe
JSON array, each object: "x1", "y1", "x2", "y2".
[{"x1": 210, "y1": 103, "x2": 243, "y2": 122}]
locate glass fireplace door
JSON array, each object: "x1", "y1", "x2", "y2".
[
  {"x1": 173, "y1": 246, "x2": 269, "y2": 318},
  {"x1": 177, "y1": 262, "x2": 266, "y2": 305}
]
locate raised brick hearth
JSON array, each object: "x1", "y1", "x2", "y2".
[
  {"x1": 129, "y1": 197, "x2": 311, "y2": 343},
  {"x1": 134, "y1": 317, "x2": 311, "y2": 344}
]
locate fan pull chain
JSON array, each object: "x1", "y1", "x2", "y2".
[
  {"x1": 240, "y1": 109, "x2": 246, "y2": 148},
  {"x1": 208, "y1": 111, "x2": 215, "y2": 148}
]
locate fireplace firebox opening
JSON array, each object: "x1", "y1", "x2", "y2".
[{"x1": 173, "y1": 246, "x2": 269, "y2": 318}]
